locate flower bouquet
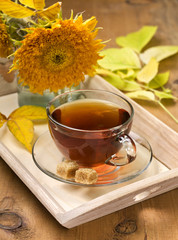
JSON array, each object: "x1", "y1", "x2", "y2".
[
  {"x1": 0, "y1": 0, "x2": 104, "y2": 95},
  {"x1": 0, "y1": 0, "x2": 105, "y2": 151}
]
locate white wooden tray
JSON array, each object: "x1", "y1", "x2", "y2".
[{"x1": 0, "y1": 75, "x2": 178, "y2": 228}]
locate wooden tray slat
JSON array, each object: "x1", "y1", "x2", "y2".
[{"x1": 62, "y1": 169, "x2": 178, "y2": 228}]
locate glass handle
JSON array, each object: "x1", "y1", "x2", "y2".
[{"x1": 105, "y1": 134, "x2": 136, "y2": 166}]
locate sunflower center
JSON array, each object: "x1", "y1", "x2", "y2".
[
  {"x1": 41, "y1": 44, "x2": 75, "y2": 72},
  {"x1": 52, "y1": 54, "x2": 65, "y2": 64}
]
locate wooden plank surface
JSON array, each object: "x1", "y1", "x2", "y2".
[{"x1": 0, "y1": 0, "x2": 178, "y2": 239}]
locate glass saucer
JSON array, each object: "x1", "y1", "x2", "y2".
[{"x1": 32, "y1": 131, "x2": 152, "y2": 187}]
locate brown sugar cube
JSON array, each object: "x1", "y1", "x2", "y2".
[
  {"x1": 75, "y1": 168, "x2": 98, "y2": 184},
  {"x1": 56, "y1": 160, "x2": 79, "y2": 179}
]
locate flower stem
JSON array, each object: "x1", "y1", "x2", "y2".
[{"x1": 157, "y1": 101, "x2": 178, "y2": 123}]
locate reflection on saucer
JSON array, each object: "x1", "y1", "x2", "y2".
[{"x1": 32, "y1": 131, "x2": 152, "y2": 187}]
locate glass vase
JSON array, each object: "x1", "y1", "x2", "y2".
[
  {"x1": 17, "y1": 83, "x2": 81, "y2": 107},
  {"x1": 0, "y1": 57, "x2": 17, "y2": 95}
]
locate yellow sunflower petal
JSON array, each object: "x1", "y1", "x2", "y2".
[
  {"x1": 37, "y1": 2, "x2": 61, "y2": 20},
  {"x1": 12, "y1": 18, "x2": 104, "y2": 94},
  {"x1": 19, "y1": 0, "x2": 45, "y2": 10},
  {"x1": 83, "y1": 17, "x2": 98, "y2": 31},
  {"x1": 91, "y1": 29, "x2": 99, "y2": 39},
  {"x1": 74, "y1": 15, "x2": 83, "y2": 25},
  {"x1": 0, "y1": 18, "x2": 13, "y2": 57},
  {"x1": 0, "y1": 0, "x2": 34, "y2": 18}
]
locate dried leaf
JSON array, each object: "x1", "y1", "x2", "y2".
[
  {"x1": 7, "y1": 118, "x2": 34, "y2": 152},
  {"x1": 137, "y1": 58, "x2": 159, "y2": 83},
  {"x1": 140, "y1": 46, "x2": 178, "y2": 64},
  {"x1": 0, "y1": 0, "x2": 34, "y2": 18},
  {"x1": 98, "y1": 48, "x2": 141, "y2": 71},
  {"x1": 0, "y1": 113, "x2": 7, "y2": 128},
  {"x1": 126, "y1": 90, "x2": 155, "y2": 101},
  {"x1": 149, "y1": 71, "x2": 170, "y2": 89},
  {"x1": 116, "y1": 26, "x2": 157, "y2": 53},
  {"x1": 19, "y1": 0, "x2": 45, "y2": 10},
  {"x1": 37, "y1": 2, "x2": 62, "y2": 20},
  {"x1": 9, "y1": 105, "x2": 47, "y2": 121}
]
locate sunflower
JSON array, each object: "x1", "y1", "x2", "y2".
[
  {"x1": 12, "y1": 15, "x2": 104, "y2": 94},
  {"x1": 0, "y1": 17, "x2": 13, "y2": 58}
]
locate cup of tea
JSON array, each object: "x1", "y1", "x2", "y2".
[{"x1": 46, "y1": 89, "x2": 136, "y2": 170}]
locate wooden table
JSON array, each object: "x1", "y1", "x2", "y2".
[{"x1": 0, "y1": 0, "x2": 178, "y2": 239}]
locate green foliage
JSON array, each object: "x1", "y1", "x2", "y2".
[
  {"x1": 98, "y1": 48, "x2": 141, "y2": 71},
  {"x1": 126, "y1": 90, "x2": 155, "y2": 101},
  {"x1": 148, "y1": 72, "x2": 170, "y2": 89},
  {"x1": 140, "y1": 46, "x2": 178, "y2": 64},
  {"x1": 116, "y1": 26, "x2": 157, "y2": 53},
  {"x1": 137, "y1": 58, "x2": 159, "y2": 83},
  {"x1": 97, "y1": 26, "x2": 178, "y2": 123}
]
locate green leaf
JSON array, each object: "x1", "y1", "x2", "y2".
[
  {"x1": 149, "y1": 71, "x2": 170, "y2": 89},
  {"x1": 97, "y1": 68, "x2": 141, "y2": 91},
  {"x1": 122, "y1": 80, "x2": 141, "y2": 92},
  {"x1": 163, "y1": 88, "x2": 172, "y2": 94},
  {"x1": 98, "y1": 48, "x2": 141, "y2": 71},
  {"x1": 103, "y1": 75, "x2": 126, "y2": 90},
  {"x1": 117, "y1": 69, "x2": 136, "y2": 79},
  {"x1": 116, "y1": 26, "x2": 157, "y2": 53},
  {"x1": 155, "y1": 91, "x2": 175, "y2": 100},
  {"x1": 140, "y1": 46, "x2": 178, "y2": 64},
  {"x1": 137, "y1": 58, "x2": 159, "y2": 83},
  {"x1": 126, "y1": 90, "x2": 155, "y2": 101},
  {"x1": 104, "y1": 75, "x2": 141, "y2": 92}
]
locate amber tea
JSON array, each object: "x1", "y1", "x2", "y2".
[
  {"x1": 52, "y1": 99, "x2": 130, "y2": 131},
  {"x1": 49, "y1": 99, "x2": 131, "y2": 168},
  {"x1": 47, "y1": 90, "x2": 136, "y2": 169}
]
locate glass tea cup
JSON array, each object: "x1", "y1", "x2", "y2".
[{"x1": 46, "y1": 89, "x2": 136, "y2": 171}]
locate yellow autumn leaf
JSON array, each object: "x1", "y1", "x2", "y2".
[
  {"x1": 137, "y1": 58, "x2": 159, "y2": 83},
  {"x1": 7, "y1": 118, "x2": 34, "y2": 152},
  {"x1": 37, "y1": 2, "x2": 61, "y2": 20},
  {"x1": 0, "y1": 113, "x2": 7, "y2": 128},
  {"x1": 0, "y1": 0, "x2": 34, "y2": 18},
  {"x1": 9, "y1": 105, "x2": 47, "y2": 121},
  {"x1": 19, "y1": 0, "x2": 45, "y2": 11}
]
